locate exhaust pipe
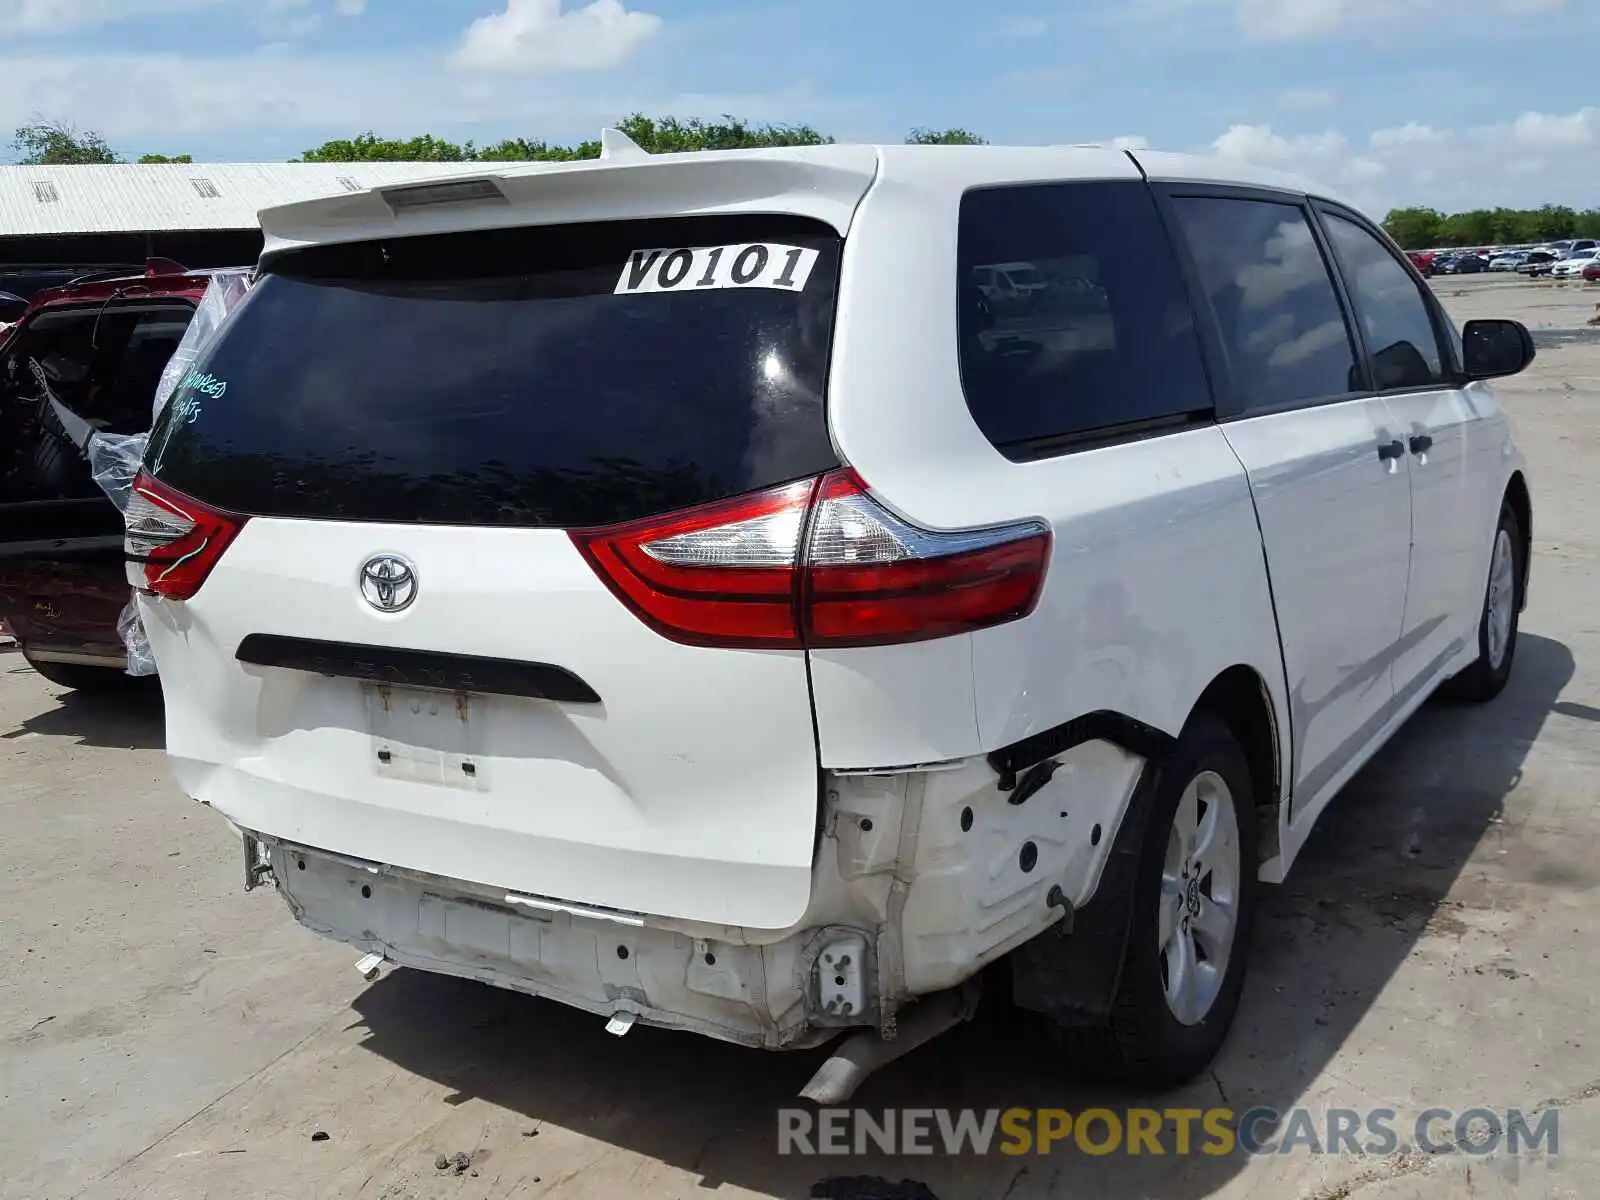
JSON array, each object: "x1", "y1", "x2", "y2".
[{"x1": 799, "y1": 985, "x2": 977, "y2": 1106}]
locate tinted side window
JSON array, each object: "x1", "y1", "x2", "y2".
[
  {"x1": 1171, "y1": 197, "x2": 1360, "y2": 412},
  {"x1": 956, "y1": 182, "x2": 1212, "y2": 451},
  {"x1": 0, "y1": 303, "x2": 192, "y2": 505},
  {"x1": 1321, "y1": 212, "x2": 1447, "y2": 391}
]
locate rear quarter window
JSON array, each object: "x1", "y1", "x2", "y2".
[{"x1": 956, "y1": 181, "x2": 1214, "y2": 456}]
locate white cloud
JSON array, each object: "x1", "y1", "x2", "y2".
[
  {"x1": 0, "y1": 46, "x2": 831, "y2": 158},
  {"x1": 1277, "y1": 87, "x2": 1338, "y2": 111},
  {"x1": 256, "y1": 0, "x2": 321, "y2": 38},
  {"x1": 242, "y1": 0, "x2": 373, "y2": 39},
  {"x1": 1367, "y1": 122, "x2": 1446, "y2": 151},
  {"x1": 0, "y1": 0, "x2": 365, "y2": 36},
  {"x1": 1137, "y1": 0, "x2": 1574, "y2": 41},
  {"x1": 1207, "y1": 106, "x2": 1600, "y2": 213},
  {"x1": 453, "y1": 0, "x2": 663, "y2": 72},
  {"x1": 1510, "y1": 108, "x2": 1594, "y2": 151},
  {"x1": 0, "y1": 0, "x2": 222, "y2": 34},
  {"x1": 1237, "y1": 0, "x2": 1346, "y2": 40},
  {"x1": 999, "y1": 15, "x2": 1048, "y2": 36},
  {"x1": 1213, "y1": 123, "x2": 1349, "y2": 166}
]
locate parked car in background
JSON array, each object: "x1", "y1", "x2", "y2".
[
  {"x1": 1544, "y1": 239, "x2": 1595, "y2": 260},
  {"x1": 974, "y1": 261, "x2": 1050, "y2": 309},
  {"x1": 0, "y1": 262, "x2": 224, "y2": 691},
  {"x1": 1489, "y1": 251, "x2": 1528, "y2": 272},
  {"x1": 1550, "y1": 248, "x2": 1599, "y2": 278},
  {"x1": 1518, "y1": 251, "x2": 1559, "y2": 276},
  {"x1": 1406, "y1": 250, "x2": 1435, "y2": 275},
  {"x1": 132, "y1": 143, "x2": 1536, "y2": 1092},
  {"x1": 1450, "y1": 253, "x2": 1490, "y2": 274}
]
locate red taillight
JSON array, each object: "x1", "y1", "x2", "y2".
[
  {"x1": 804, "y1": 471, "x2": 1051, "y2": 646},
  {"x1": 125, "y1": 470, "x2": 246, "y2": 601},
  {"x1": 571, "y1": 479, "x2": 816, "y2": 648},
  {"x1": 570, "y1": 469, "x2": 1050, "y2": 650}
]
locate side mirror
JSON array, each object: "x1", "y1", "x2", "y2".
[{"x1": 1461, "y1": 318, "x2": 1535, "y2": 381}]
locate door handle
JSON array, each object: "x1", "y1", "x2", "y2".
[
  {"x1": 1377, "y1": 440, "x2": 1405, "y2": 462},
  {"x1": 1409, "y1": 434, "x2": 1433, "y2": 455}
]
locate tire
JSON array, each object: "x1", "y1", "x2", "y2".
[
  {"x1": 1052, "y1": 715, "x2": 1259, "y2": 1088},
  {"x1": 1442, "y1": 501, "x2": 1521, "y2": 704},
  {"x1": 21, "y1": 650, "x2": 147, "y2": 694}
]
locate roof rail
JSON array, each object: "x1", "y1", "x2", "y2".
[{"x1": 61, "y1": 265, "x2": 148, "y2": 287}]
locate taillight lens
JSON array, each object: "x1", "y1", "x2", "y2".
[
  {"x1": 571, "y1": 469, "x2": 1050, "y2": 650},
  {"x1": 125, "y1": 470, "x2": 246, "y2": 600},
  {"x1": 803, "y1": 470, "x2": 1051, "y2": 647},
  {"x1": 571, "y1": 479, "x2": 817, "y2": 648}
]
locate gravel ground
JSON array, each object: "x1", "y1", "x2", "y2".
[{"x1": 1, "y1": 272, "x2": 1597, "y2": 1200}]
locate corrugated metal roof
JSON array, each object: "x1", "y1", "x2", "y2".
[{"x1": 0, "y1": 162, "x2": 494, "y2": 236}]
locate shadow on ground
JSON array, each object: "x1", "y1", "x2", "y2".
[
  {"x1": 0, "y1": 658, "x2": 164, "y2": 750},
  {"x1": 349, "y1": 634, "x2": 1574, "y2": 1200}
]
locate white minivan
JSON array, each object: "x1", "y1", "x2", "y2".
[{"x1": 127, "y1": 141, "x2": 1535, "y2": 1096}]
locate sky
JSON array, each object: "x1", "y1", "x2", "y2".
[{"x1": 1, "y1": 0, "x2": 1597, "y2": 216}]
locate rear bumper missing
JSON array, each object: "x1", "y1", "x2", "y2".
[{"x1": 244, "y1": 739, "x2": 1148, "y2": 1049}]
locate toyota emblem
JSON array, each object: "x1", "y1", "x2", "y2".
[{"x1": 359, "y1": 554, "x2": 418, "y2": 613}]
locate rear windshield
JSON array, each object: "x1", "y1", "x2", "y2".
[{"x1": 146, "y1": 215, "x2": 843, "y2": 528}]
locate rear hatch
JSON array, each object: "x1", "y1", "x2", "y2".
[{"x1": 134, "y1": 212, "x2": 847, "y2": 929}]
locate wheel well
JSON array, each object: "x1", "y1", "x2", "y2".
[
  {"x1": 1505, "y1": 472, "x2": 1532, "y2": 610},
  {"x1": 1191, "y1": 666, "x2": 1281, "y2": 864}
]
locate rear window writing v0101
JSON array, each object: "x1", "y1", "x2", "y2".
[{"x1": 614, "y1": 244, "x2": 822, "y2": 295}]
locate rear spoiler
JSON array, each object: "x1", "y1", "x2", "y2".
[{"x1": 256, "y1": 140, "x2": 881, "y2": 260}]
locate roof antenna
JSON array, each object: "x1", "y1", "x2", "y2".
[{"x1": 599, "y1": 127, "x2": 648, "y2": 161}]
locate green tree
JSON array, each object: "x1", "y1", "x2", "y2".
[
  {"x1": 472, "y1": 137, "x2": 599, "y2": 162},
  {"x1": 1437, "y1": 209, "x2": 1499, "y2": 247},
  {"x1": 1528, "y1": 204, "x2": 1578, "y2": 241},
  {"x1": 295, "y1": 116, "x2": 833, "y2": 163},
  {"x1": 612, "y1": 113, "x2": 831, "y2": 153},
  {"x1": 296, "y1": 132, "x2": 473, "y2": 162},
  {"x1": 138, "y1": 153, "x2": 194, "y2": 164},
  {"x1": 906, "y1": 127, "x2": 987, "y2": 145},
  {"x1": 1382, "y1": 207, "x2": 1444, "y2": 249},
  {"x1": 13, "y1": 119, "x2": 121, "y2": 164}
]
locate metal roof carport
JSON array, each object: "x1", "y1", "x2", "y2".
[{"x1": 0, "y1": 161, "x2": 495, "y2": 267}]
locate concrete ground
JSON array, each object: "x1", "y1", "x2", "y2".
[{"x1": 2, "y1": 274, "x2": 1598, "y2": 1200}]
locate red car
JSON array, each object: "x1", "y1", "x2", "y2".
[
  {"x1": 1406, "y1": 250, "x2": 1437, "y2": 276},
  {"x1": 0, "y1": 262, "x2": 230, "y2": 691},
  {"x1": 1583, "y1": 259, "x2": 1600, "y2": 282}
]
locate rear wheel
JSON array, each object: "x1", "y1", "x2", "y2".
[
  {"x1": 1443, "y1": 501, "x2": 1521, "y2": 703},
  {"x1": 1053, "y1": 715, "x2": 1259, "y2": 1087},
  {"x1": 21, "y1": 651, "x2": 146, "y2": 694}
]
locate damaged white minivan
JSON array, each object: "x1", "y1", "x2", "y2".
[{"x1": 128, "y1": 137, "x2": 1535, "y2": 1098}]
